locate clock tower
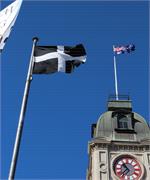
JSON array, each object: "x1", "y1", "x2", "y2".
[{"x1": 87, "y1": 97, "x2": 150, "y2": 180}]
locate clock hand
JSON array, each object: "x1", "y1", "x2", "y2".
[
  {"x1": 121, "y1": 169, "x2": 128, "y2": 176},
  {"x1": 124, "y1": 168, "x2": 130, "y2": 175},
  {"x1": 121, "y1": 164, "x2": 129, "y2": 176},
  {"x1": 122, "y1": 164, "x2": 128, "y2": 170}
]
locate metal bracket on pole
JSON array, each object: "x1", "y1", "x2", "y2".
[{"x1": 8, "y1": 37, "x2": 39, "y2": 180}]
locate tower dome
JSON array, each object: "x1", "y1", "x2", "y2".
[
  {"x1": 87, "y1": 98, "x2": 150, "y2": 180},
  {"x1": 92, "y1": 100, "x2": 150, "y2": 142}
]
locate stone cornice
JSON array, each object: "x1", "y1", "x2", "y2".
[{"x1": 88, "y1": 141, "x2": 150, "y2": 154}]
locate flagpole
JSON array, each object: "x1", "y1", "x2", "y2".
[
  {"x1": 8, "y1": 37, "x2": 39, "y2": 180},
  {"x1": 113, "y1": 47, "x2": 119, "y2": 100}
]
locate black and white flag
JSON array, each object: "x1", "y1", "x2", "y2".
[
  {"x1": 33, "y1": 44, "x2": 86, "y2": 74},
  {"x1": 0, "y1": 0, "x2": 23, "y2": 51}
]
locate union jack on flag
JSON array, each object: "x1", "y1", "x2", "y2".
[{"x1": 113, "y1": 44, "x2": 135, "y2": 55}]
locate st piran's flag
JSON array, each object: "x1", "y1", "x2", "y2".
[
  {"x1": 113, "y1": 44, "x2": 135, "y2": 55},
  {"x1": 0, "y1": 0, "x2": 23, "y2": 51},
  {"x1": 33, "y1": 44, "x2": 86, "y2": 74}
]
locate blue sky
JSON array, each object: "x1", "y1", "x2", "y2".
[{"x1": 1, "y1": 0, "x2": 149, "y2": 179}]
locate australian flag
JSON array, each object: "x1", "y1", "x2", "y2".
[{"x1": 113, "y1": 44, "x2": 135, "y2": 55}]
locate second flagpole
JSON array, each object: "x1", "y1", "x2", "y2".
[
  {"x1": 113, "y1": 52, "x2": 119, "y2": 100},
  {"x1": 8, "y1": 37, "x2": 39, "y2": 180}
]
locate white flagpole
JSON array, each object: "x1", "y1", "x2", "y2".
[
  {"x1": 113, "y1": 55, "x2": 119, "y2": 100},
  {"x1": 113, "y1": 46, "x2": 119, "y2": 100},
  {"x1": 8, "y1": 37, "x2": 39, "y2": 180}
]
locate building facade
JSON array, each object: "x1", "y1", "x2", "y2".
[{"x1": 87, "y1": 99, "x2": 150, "y2": 180}]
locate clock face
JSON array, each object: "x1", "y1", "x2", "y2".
[{"x1": 114, "y1": 156, "x2": 142, "y2": 180}]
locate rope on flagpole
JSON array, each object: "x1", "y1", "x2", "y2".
[{"x1": 8, "y1": 37, "x2": 39, "y2": 180}]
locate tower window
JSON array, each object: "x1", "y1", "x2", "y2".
[
  {"x1": 117, "y1": 114, "x2": 129, "y2": 129},
  {"x1": 114, "y1": 112, "x2": 135, "y2": 133},
  {"x1": 118, "y1": 120, "x2": 128, "y2": 128}
]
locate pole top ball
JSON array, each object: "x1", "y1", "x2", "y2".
[{"x1": 32, "y1": 37, "x2": 39, "y2": 42}]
